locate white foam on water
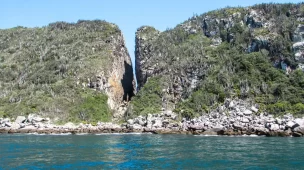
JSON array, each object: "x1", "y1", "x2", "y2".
[
  {"x1": 95, "y1": 133, "x2": 117, "y2": 135},
  {"x1": 49, "y1": 133, "x2": 72, "y2": 135},
  {"x1": 194, "y1": 135, "x2": 219, "y2": 137},
  {"x1": 241, "y1": 134, "x2": 265, "y2": 137},
  {"x1": 28, "y1": 132, "x2": 46, "y2": 135},
  {"x1": 95, "y1": 133, "x2": 145, "y2": 135},
  {"x1": 194, "y1": 134, "x2": 266, "y2": 137},
  {"x1": 28, "y1": 132, "x2": 38, "y2": 135},
  {"x1": 126, "y1": 133, "x2": 143, "y2": 135},
  {"x1": 75, "y1": 133, "x2": 89, "y2": 135}
]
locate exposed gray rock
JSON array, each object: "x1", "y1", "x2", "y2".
[
  {"x1": 294, "y1": 127, "x2": 304, "y2": 135},
  {"x1": 243, "y1": 110, "x2": 253, "y2": 116},
  {"x1": 189, "y1": 123, "x2": 205, "y2": 130},
  {"x1": 20, "y1": 125, "x2": 36, "y2": 130},
  {"x1": 255, "y1": 127, "x2": 269, "y2": 134},
  {"x1": 15, "y1": 116, "x2": 26, "y2": 124},
  {"x1": 229, "y1": 101, "x2": 235, "y2": 108},
  {"x1": 266, "y1": 118, "x2": 275, "y2": 123},
  {"x1": 237, "y1": 112, "x2": 243, "y2": 116},
  {"x1": 130, "y1": 124, "x2": 142, "y2": 130},
  {"x1": 32, "y1": 117, "x2": 44, "y2": 123},
  {"x1": 251, "y1": 106, "x2": 259, "y2": 113},
  {"x1": 34, "y1": 123, "x2": 43, "y2": 128},
  {"x1": 211, "y1": 38, "x2": 222, "y2": 46},
  {"x1": 286, "y1": 121, "x2": 295, "y2": 128},
  {"x1": 242, "y1": 118, "x2": 250, "y2": 123},
  {"x1": 246, "y1": 10, "x2": 266, "y2": 28},
  {"x1": 138, "y1": 119, "x2": 145, "y2": 126},
  {"x1": 27, "y1": 114, "x2": 35, "y2": 123},
  {"x1": 5, "y1": 122, "x2": 12, "y2": 127},
  {"x1": 270, "y1": 124, "x2": 280, "y2": 131},
  {"x1": 162, "y1": 120, "x2": 170, "y2": 126},
  {"x1": 233, "y1": 123, "x2": 243, "y2": 129},
  {"x1": 135, "y1": 26, "x2": 161, "y2": 89},
  {"x1": 248, "y1": 36, "x2": 270, "y2": 52},
  {"x1": 127, "y1": 119, "x2": 134, "y2": 125},
  {"x1": 19, "y1": 123, "x2": 26, "y2": 129},
  {"x1": 152, "y1": 119, "x2": 163, "y2": 128},
  {"x1": 292, "y1": 132, "x2": 303, "y2": 137},
  {"x1": 164, "y1": 111, "x2": 177, "y2": 120},
  {"x1": 283, "y1": 114, "x2": 294, "y2": 120},
  {"x1": 11, "y1": 123, "x2": 20, "y2": 129},
  {"x1": 1, "y1": 118, "x2": 10, "y2": 124},
  {"x1": 276, "y1": 118, "x2": 283, "y2": 125},
  {"x1": 63, "y1": 122, "x2": 76, "y2": 129},
  {"x1": 294, "y1": 118, "x2": 304, "y2": 127}
]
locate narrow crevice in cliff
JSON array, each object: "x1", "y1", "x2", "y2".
[{"x1": 121, "y1": 61, "x2": 135, "y2": 101}]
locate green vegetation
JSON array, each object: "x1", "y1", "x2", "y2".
[
  {"x1": 208, "y1": 7, "x2": 246, "y2": 18},
  {"x1": 132, "y1": 3, "x2": 304, "y2": 119},
  {"x1": 176, "y1": 45, "x2": 304, "y2": 118},
  {"x1": 70, "y1": 90, "x2": 111, "y2": 123},
  {"x1": 136, "y1": 26, "x2": 160, "y2": 40},
  {"x1": 127, "y1": 76, "x2": 163, "y2": 118},
  {"x1": 0, "y1": 20, "x2": 119, "y2": 122}
]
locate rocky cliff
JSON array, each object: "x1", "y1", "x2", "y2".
[
  {"x1": 135, "y1": 26, "x2": 161, "y2": 89},
  {"x1": 132, "y1": 3, "x2": 304, "y2": 118},
  {"x1": 0, "y1": 20, "x2": 135, "y2": 122}
]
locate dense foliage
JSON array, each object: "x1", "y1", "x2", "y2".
[
  {"x1": 127, "y1": 76, "x2": 163, "y2": 117},
  {"x1": 131, "y1": 3, "x2": 304, "y2": 118},
  {"x1": 0, "y1": 20, "x2": 117, "y2": 122},
  {"x1": 70, "y1": 90, "x2": 111, "y2": 123}
]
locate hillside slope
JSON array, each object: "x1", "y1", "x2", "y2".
[
  {"x1": 0, "y1": 20, "x2": 135, "y2": 122},
  {"x1": 131, "y1": 3, "x2": 304, "y2": 118}
]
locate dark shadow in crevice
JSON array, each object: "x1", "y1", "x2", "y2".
[{"x1": 121, "y1": 61, "x2": 135, "y2": 101}]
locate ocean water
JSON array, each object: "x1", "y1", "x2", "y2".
[{"x1": 0, "y1": 134, "x2": 304, "y2": 170}]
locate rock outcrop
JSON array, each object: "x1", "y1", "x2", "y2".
[
  {"x1": 135, "y1": 26, "x2": 160, "y2": 90},
  {"x1": 100, "y1": 30, "x2": 135, "y2": 119},
  {"x1": 293, "y1": 21, "x2": 304, "y2": 62},
  {"x1": 125, "y1": 99, "x2": 304, "y2": 137}
]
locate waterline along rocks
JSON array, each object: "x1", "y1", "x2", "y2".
[
  {"x1": 0, "y1": 20, "x2": 135, "y2": 122},
  {"x1": 1, "y1": 99, "x2": 304, "y2": 136}
]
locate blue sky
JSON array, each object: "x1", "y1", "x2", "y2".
[{"x1": 1, "y1": 0, "x2": 303, "y2": 68}]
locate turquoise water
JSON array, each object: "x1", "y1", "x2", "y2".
[{"x1": 0, "y1": 134, "x2": 304, "y2": 170}]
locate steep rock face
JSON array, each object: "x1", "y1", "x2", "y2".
[
  {"x1": 0, "y1": 20, "x2": 135, "y2": 121},
  {"x1": 89, "y1": 30, "x2": 135, "y2": 119},
  {"x1": 135, "y1": 26, "x2": 207, "y2": 104},
  {"x1": 293, "y1": 23, "x2": 304, "y2": 62},
  {"x1": 135, "y1": 26, "x2": 160, "y2": 89},
  {"x1": 133, "y1": 3, "x2": 304, "y2": 118}
]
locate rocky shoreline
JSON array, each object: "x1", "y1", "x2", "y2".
[{"x1": 1, "y1": 100, "x2": 304, "y2": 137}]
